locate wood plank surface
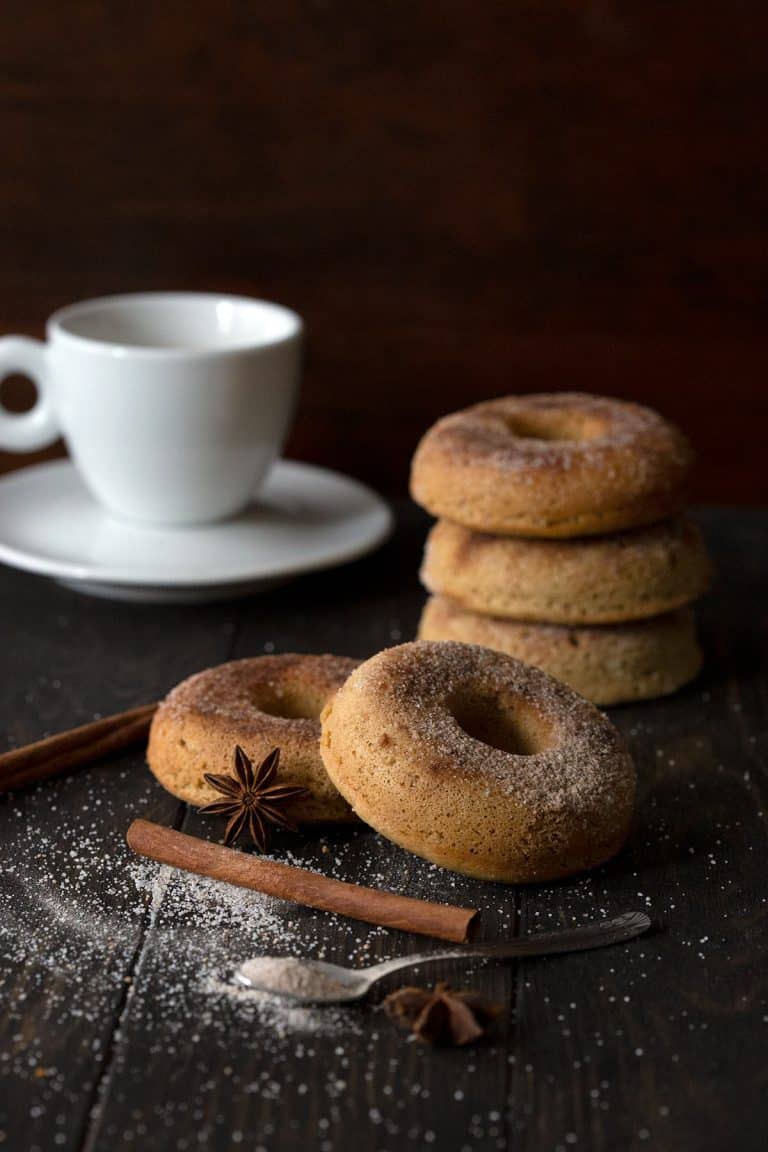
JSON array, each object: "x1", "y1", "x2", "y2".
[
  {"x1": 0, "y1": 584, "x2": 243, "y2": 1151},
  {"x1": 0, "y1": 506, "x2": 765, "y2": 1152}
]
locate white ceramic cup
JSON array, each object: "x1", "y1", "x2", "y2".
[{"x1": 0, "y1": 292, "x2": 303, "y2": 524}]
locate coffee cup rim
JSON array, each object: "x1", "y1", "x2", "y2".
[{"x1": 47, "y1": 291, "x2": 303, "y2": 358}]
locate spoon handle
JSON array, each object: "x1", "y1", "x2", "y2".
[
  {"x1": 475, "y1": 910, "x2": 651, "y2": 958},
  {"x1": 365, "y1": 911, "x2": 651, "y2": 982}
]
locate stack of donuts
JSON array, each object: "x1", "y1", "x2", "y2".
[{"x1": 411, "y1": 393, "x2": 711, "y2": 706}]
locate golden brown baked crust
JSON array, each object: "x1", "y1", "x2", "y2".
[
  {"x1": 418, "y1": 597, "x2": 702, "y2": 706},
  {"x1": 148, "y1": 654, "x2": 359, "y2": 823},
  {"x1": 421, "y1": 516, "x2": 711, "y2": 624},
  {"x1": 321, "y1": 640, "x2": 635, "y2": 883},
  {"x1": 410, "y1": 393, "x2": 693, "y2": 538}
]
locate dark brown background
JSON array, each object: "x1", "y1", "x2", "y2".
[{"x1": 1, "y1": 1, "x2": 766, "y2": 499}]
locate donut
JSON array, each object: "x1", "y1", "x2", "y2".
[
  {"x1": 148, "y1": 654, "x2": 359, "y2": 823},
  {"x1": 421, "y1": 516, "x2": 711, "y2": 625},
  {"x1": 320, "y1": 640, "x2": 635, "y2": 883},
  {"x1": 419, "y1": 597, "x2": 702, "y2": 706},
  {"x1": 410, "y1": 393, "x2": 693, "y2": 537}
]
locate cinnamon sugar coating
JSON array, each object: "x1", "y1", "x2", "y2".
[
  {"x1": 421, "y1": 516, "x2": 711, "y2": 625},
  {"x1": 148, "y1": 654, "x2": 359, "y2": 823},
  {"x1": 410, "y1": 393, "x2": 693, "y2": 537},
  {"x1": 320, "y1": 640, "x2": 635, "y2": 883},
  {"x1": 419, "y1": 598, "x2": 702, "y2": 706}
]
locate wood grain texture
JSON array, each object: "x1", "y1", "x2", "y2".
[
  {"x1": 0, "y1": 2, "x2": 766, "y2": 499},
  {"x1": 0, "y1": 506, "x2": 766, "y2": 1152}
]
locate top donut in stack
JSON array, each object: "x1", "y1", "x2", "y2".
[{"x1": 411, "y1": 393, "x2": 711, "y2": 705}]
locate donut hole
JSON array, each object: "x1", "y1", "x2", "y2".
[
  {"x1": 253, "y1": 687, "x2": 325, "y2": 721},
  {"x1": 504, "y1": 411, "x2": 605, "y2": 443},
  {"x1": 450, "y1": 692, "x2": 552, "y2": 756}
]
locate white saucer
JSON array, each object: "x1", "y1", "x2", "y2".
[{"x1": 0, "y1": 459, "x2": 393, "y2": 603}]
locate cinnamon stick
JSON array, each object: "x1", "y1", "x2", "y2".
[
  {"x1": 0, "y1": 703, "x2": 156, "y2": 792},
  {"x1": 127, "y1": 819, "x2": 479, "y2": 944}
]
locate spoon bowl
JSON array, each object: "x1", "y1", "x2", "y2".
[{"x1": 235, "y1": 956, "x2": 370, "y2": 1003}]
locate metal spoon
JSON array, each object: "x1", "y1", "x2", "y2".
[{"x1": 234, "y1": 910, "x2": 651, "y2": 1004}]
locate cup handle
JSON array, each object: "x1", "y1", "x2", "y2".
[{"x1": 0, "y1": 336, "x2": 60, "y2": 452}]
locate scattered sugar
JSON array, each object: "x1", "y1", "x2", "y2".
[
  {"x1": 125, "y1": 858, "x2": 366, "y2": 1041},
  {"x1": 0, "y1": 774, "x2": 374, "y2": 1067}
]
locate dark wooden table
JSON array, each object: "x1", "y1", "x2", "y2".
[{"x1": 1, "y1": 505, "x2": 765, "y2": 1152}]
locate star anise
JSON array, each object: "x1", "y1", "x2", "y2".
[
  {"x1": 198, "y1": 745, "x2": 309, "y2": 852},
  {"x1": 383, "y1": 981, "x2": 503, "y2": 1046}
]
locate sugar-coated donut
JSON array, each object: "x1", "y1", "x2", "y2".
[
  {"x1": 410, "y1": 393, "x2": 693, "y2": 537},
  {"x1": 421, "y1": 516, "x2": 710, "y2": 625},
  {"x1": 320, "y1": 640, "x2": 635, "y2": 883},
  {"x1": 419, "y1": 597, "x2": 702, "y2": 706},
  {"x1": 148, "y1": 654, "x2": 359, "y2": 823}
]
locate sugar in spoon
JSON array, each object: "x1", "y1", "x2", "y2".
[{"x1": 234, "y1": 910, "x2": 651, "y2": 1004}]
